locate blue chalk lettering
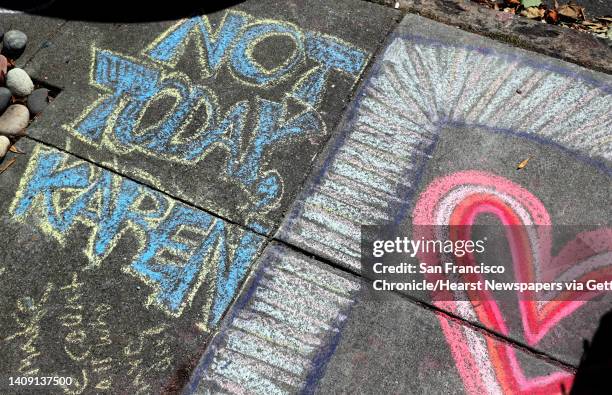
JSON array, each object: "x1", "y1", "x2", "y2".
[
  {"x1": 234, "y1": 98, "x2": 323, "y2": 185},
  {"x1": 75, "y1": 50, "x2": 161, "y2": 142},
  {"x1": 92, "y1": 176, "x2": 169, "y2": 260},
  {"x1": 13, "y1": 151, "x2": 93, "y2": 232},
  {"x1": 231, "y1": 22, "x2": 304, "y2": 86},
  {"x1": 210, "y1": 231, "x2": 261, "y2": 325},
  {"x1": 292, "y1": 32, "x2": 367, "y2": 106},
  {"x1": 185, "y1": 100, "x2": 249, "y2": 162},
  {"x1": 120, "y1": 78, "x2": 215, "y2": 152},
  {"x1": 147, "y1": 12, "x2": 248, "y2": 74},
  {"x1": 130, "y1": 205, "x2": 217, "y2": 313}
]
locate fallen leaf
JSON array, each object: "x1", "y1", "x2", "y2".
[
  {"x1": 516, "y1": 157, "x2": 531, "y2": 170},
  {"x1": 545, "y1": 8, "x2": 559, "y2": 24},
  {"x1": 9, "y1": 145, "x2": 24, "y2": 154},
  {"x1": 521, "y1": 6, "x2": 545, "y2": 19},
  {"x1": 0, "y1": 157, "x2": 16, "y2": 174},
  {"x1": 607, "y1": 27, "x2": 612, "y2": 40},
  {"x1": 581, "y1": 22, "x2": 608, "y2": 33},
  {"x1": 520, "y1": 0, "x2": 541, "y2": 8},
  {"x1": 558, "y1": 4, "x2": 585, "y2": 21}
]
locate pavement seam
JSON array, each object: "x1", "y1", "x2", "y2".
[
  {"x1": 26, "y1": 128, "x2": 578, "y2": 382},
  {"x1": 16, "y1": 6, "x2": 585, "y2": 379},
  {"x1": 22, "y1": 19, "x2": 69, "y2": 68},
  {"x1": 271, "y1": 238, "x2": 579, "y2": 373},
  {"x1": 270, "y1": 10, "x2": 404, "y2": 236},
  {"x1": 22, "y1": 134, "x2": 271, "y2": 240}
]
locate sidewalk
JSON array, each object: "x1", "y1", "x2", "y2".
[{"x1": 0, "y1": 1, "x2": 610, "y2": 394}]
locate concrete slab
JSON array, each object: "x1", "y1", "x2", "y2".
[
  {"x1": 22, "y1": 0, "x2": 399, "y2": 235},
  {"x1": 0, "y1": 10, "x2": 65, "y2": 67},
  {"x1": 185, "y1": 243, "x2": 573, "y2": 394},
  {"x1": 278, "y1": 12, "x2": 611, "y2": 366},
  {"x1": 371, "y1": 1, "x2": 612, "y2": 74},
  {"x1": 0, "y1": 140, "x2": 266, "y2": 393}
]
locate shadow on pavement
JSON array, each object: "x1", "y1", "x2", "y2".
[
  {"x1": 570, "y1": 310, "x2": 612, "y2": 395},
  {"x1": 0, "y1": 0, "x2": 244, "y2": 22}
]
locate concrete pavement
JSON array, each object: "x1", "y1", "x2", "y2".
[{"x1": 0, "y1": 1, "x2": 610, "y2": 394}]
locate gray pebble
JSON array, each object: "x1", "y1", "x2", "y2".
[
  {"x1": 0, "y1": 104, "x2": 29, "y2": 136},
  {"x1": 27, "y1": 88, "x2": 50, "y2": 116},
  {"x1": 0, "y1": 136, "x2": 9, "y2": 158},
  {"x1": 6, "y1": 68, "x2": 34, "y2": 97},
  {"x1": 0, "y1": 87, "x2": 11, "y2": 113},
  {"x1": 3, "y1": 30, "x2": 27, "y2": 56}
]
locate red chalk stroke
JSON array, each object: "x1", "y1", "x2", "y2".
[{"x1": 413, "y1": 170, "x2": 612, "y2": 394}]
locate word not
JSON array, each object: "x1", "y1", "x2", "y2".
[
  {"x1": 66, "y1": 11, "x2": 368, "y2": 232},
  {"x1": 10, "y1": 146, "x2": 264, "y2": 327}
]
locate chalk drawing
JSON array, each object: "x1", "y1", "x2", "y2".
[
  {"x1": 64, "y1": 11, "x2": 369, "y2": 233},
  {"x1": 124, "y1": 324, "x2": 173, "y2": 394},
  {"x1": 275, "y1": 24, "x2": 611, "y2": 394},
  {"x1": 3, "y1": 283, "x2": 54, "y2": 376},
  {"x1": 279, "y1": 32, "x2": 612, "y2": 270},
  {"x1": 411, "y1": 171, "x2": 612, "y2": 394},
  {"x1": 184, "y1": 244, "x2": 360, "y2": 394},
  {"x1": 9, "y1": 146, "x2": 264, "y2": 329}
]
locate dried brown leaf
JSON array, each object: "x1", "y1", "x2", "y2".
[
  {"x1": 0, "y1": 157, "x2": 16, "y2": 174},
  {"x1": 516, "y1": 158, "x2": 531, "y2": 170},
  {"x1": 9, "y1": 145, "x2": 24, "y2": 154},
  {"x1": 521, "y1": 7, "x2": 545, "y2": 19},
  {"x1": 558, "y1": 4, "x2": 585, "y2": 21}
]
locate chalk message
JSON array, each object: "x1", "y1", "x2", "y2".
[
  {"x1": 10, "y1": 146, "x2": 264, "y2": 328},
  {"x1": 64, "y1": 10, "x2": 369, "y2": 233}
]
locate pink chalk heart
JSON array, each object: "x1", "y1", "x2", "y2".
[{"x1": 412, "y1": 171, "x2": 612, "y2": 394}]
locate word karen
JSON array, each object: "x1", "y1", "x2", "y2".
[
  {"x1": 66, "y1": 11, "x2": 368, "y2": 232},
  {"x1": 10, "y1": 147, "x2": 263, "y2": 328}
]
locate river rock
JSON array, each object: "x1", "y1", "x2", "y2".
[
  {"x1": 0, "y1": 87, "x2": 11, "y2": 113},
  {"x1": 27, "y1": 88, "x2": 50, "y2": 116},
  {"x1": 0, "y1": 136, "x2": 9, "y2": 158},
  {"x1": 0, "y1": 104, "x2": 29, "y2": 136},
  {"x1": 0, "y1": 55, "x2": 7, "y2": 85},
  {"x1": 6, "y1": 68, "x2": 34, "y2": 97},
  {"x1": 3, "y1": 30, "x2": 27, "y2": 57}
]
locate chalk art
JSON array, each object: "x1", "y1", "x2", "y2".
[
  {"x1": 10, "y1": 146, "x2": 264, "y2": 328},
  {"x1": 412, "y1": 171, "x2": 612, "y2": 394},
  {"x1": 4, "y1": 283, "x2": 54, "y2": 376},
  {"x1": 185, "y1": 244, "x2": 360, "y2": 394},
  {"x1": 279, "y1": 29, "x2": 612, "y2": 269},
  {"x1": 1, "y1": 269, "x2": 182, "y2": 394},
  {"x1": 64, "y1": 11, "x2": 368, "y2": 233},
  {"x1": 276, "y1": 16, "x2": 611, "y2": 395}
]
